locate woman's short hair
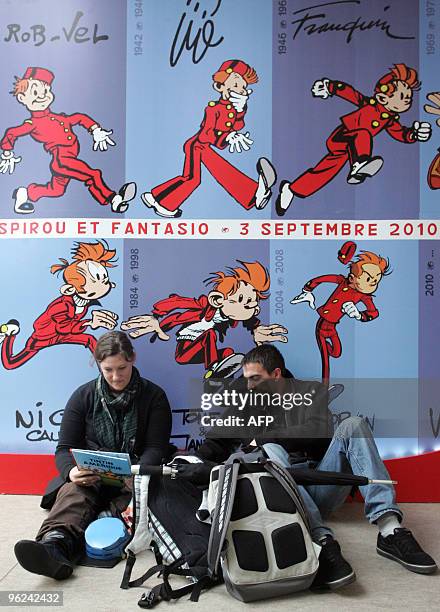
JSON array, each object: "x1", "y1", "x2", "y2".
[{"x1": 94, "y1": 331, "x2": 135, "y2": 363}]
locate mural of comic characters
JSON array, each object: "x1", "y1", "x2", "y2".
[
  {"x1": 0, "y1": 238, "x2": 123, "y2": 454},
  {"x1": 141, "y1": 60, "x2": 276, "y2": 218},
  {"x1": 0, "y1": 67, "x2": 135, "y2": 215},
  {"x1": 276, "y1": 65, "x2": 431, "y2": 216},
  {"x1": 0, "y1": 0, "x2": 128, "y2": 219},
  {"x1": 0, "y1": 241, "x2": 118, "y2": 370},
  {"x1": 272, "y1": 0, "x2": 428, "y2": 220},
  {"x1": 290, "y1": 241, "x2": 390, "y2": 384},
  {"x1": 127, "y1": 0, "x2": 272, "y2": 219},
  {"x1": 122, "y1": 259, "x2": 288, "y2": 379},
  {"x1": 270, "y1": 240, "x2": 420, "y2": 456}
]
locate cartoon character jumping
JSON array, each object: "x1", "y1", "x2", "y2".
[
  {"x1": 121, "y1": 261, "x2": 288, "y2": 378},
  {"x1": 276, "y1": 64, "x2": 432, "y2": 216},
  {"x1": 141, "y1": 60, "x2": 276, "y2": 218},
  {"x1": 0, "y1": 241, "x2": 118, "y2": 370},
  {"x1": 0, "y1": 67, "x2": 136, "y2": 214},
  {"x1": 290, "y1": 243, "x2": 389, "y2": 382}
]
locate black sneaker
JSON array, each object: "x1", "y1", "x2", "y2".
[
  {"x1": 311, "y1": 536, "x2": 356, "y2": 590},
  {"x1": 15, "y1": 531, "x2": 75, "y2": 580},
  {"x1": 377, "y1": 528, "x2": 438, "y2": 574}
]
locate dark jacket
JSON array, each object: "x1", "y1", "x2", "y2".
[
  {"x1": 41, "y1": 377, "x2": 172, "y2": 509},
  {"x1": 197, "y1": 376, "x2": 333, "y2": 464}
]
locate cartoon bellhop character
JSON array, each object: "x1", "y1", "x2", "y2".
[
  {"x1": 424, "y1": 91, "x2": 440, "y2": 189},
  {"x1": 141, "y1": 60, "x2": 276, "y2": 218},
  {"x1": 0, "y1": 67, "x2": 136, "y2": 214},
  {"x1": 291, "y1": 242, "x2": 390, "y2": 383},
  {"x1": 0, "y1": 241, "x2": 118, "y2": 369},
  {"x1": 276, "y1": 64, "x2": 431, "y2": 216},
  {"x1": 121, "y1": 261, "x2": 288, "y2": 379}
]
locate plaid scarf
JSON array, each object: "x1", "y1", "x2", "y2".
[{"x1": 93, "y1": 366, "x2": 141, "y2": 453}]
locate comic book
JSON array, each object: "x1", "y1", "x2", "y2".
[{"x1": 71, "y1": 449, "x2": 132, "y2": 487}]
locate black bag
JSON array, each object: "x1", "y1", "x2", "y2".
[{"x1": 120, "y1": 475, "x2": 219, "y2": 607}]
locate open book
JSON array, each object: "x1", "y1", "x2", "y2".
[{"x1": 71, "y1": 449, "x2": 132, "y2": 487}]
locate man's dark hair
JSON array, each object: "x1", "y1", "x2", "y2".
[{"x1": 242, "y1": 344, "x2": 286, "y2": 374}]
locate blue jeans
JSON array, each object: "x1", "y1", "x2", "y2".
[{"x1": 263, "y1": 416, "x2": 402, "y2": 542}]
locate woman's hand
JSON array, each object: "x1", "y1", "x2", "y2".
[{"x1": 69, "y1": 466, "x2": 100, "y2": 487}]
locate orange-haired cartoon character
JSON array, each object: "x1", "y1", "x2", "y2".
[
  {"x1": 0, "y1": 241, "x2": 118, "y2": 369},
  {"x1": 291, "y1": 243, "x2": 390, "y2": 382},
  {"x1": 122, "y1": 261, "x2": 287, "y2": 378},
  {"x1": 276, "y1": 64, "x2": 431, "y2": 215},
  {"x1": 141, "y1": 60, "x2": 276, "y2": 218},
  {"x1": 0, "y1": 67, "x2": 136, "y2": 214}
]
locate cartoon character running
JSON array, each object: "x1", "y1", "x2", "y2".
[
  {"x1": 0, "y1": 67, "x2": 136, "y2": 214},
  {"x1": 276, "y1": 64, "x2": 432, "y2": 216},
  {"x1": 121, "y1": 261, "x2": 287, "y2": 378},
  {"x1": 0, "y1": 241, "x2": 118, "y2": 370},
  {"x1": 141, "y1": 60, "x2": 276, "y2": 218},
  {"x1": 290, "y1": 243, "x2": 390, "y2": 382},
  {"x1": 424, "y1": 91, "x2": 440, "y2": 189}
]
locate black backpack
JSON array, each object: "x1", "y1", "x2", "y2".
[{"x1": 120, "y1": 474, "x2": 220, "y2": 607}]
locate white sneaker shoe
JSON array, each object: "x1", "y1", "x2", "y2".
[
  {"x1": 141, "y1": 192, "x2": 182, "y2": 218},
  {"x1": 275, "y1": 180, "x2": 294, "y2": 216},
  {"x1": 347, "y1": 156, "x2": 383, "y2": 184},
  {"x1": 254, "y1": 158, "x2": 277, "y2": 209},
  {"x1": 0, "y1": 319, "x2": 20, "y2": 337},
  {"x1": 13, "y1": 187, "x2": 34, "y2": 214}
]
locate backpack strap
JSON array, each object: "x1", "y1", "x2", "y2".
[
  {"x1": 207, "y1": 461, "x2": 240, "y2": 576},
  {"x1": 263, "y1": 460, "x2": 311, "y2": 531}
]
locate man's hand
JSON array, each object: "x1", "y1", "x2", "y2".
[
  {"x1": 69, "y1": 466, "x2": 100, "y2": 487},
  {"x1": 412, "y1": 121, "x2": 432, "y2": 142},
  {"x1": 92, "y1": 126, "x2": 116, "y2": 151},
  {"x1": 121, "y1": 314, "x2": 170, "y2": 340},
  {"x1": 89, "y1": 309, "x2": 118, "y2": 330},
  {"x1": 253, "y1": 324, "x2": 288, "y2": 346},
  {"x1": 424, "y1": 92, "x2": 440, "y2": 127},
  {"x1": 229, "y1": 89, "x2": 252, "y2": 112},
  {"x1": 0, "y1": 150, "x2": 22, "y2": 174},
  {"x1": 311, "y1": 79, "x2": 330, "y2": 99},
  {"x1": 290, "y1": 290, "x2": 316, "y2": 309},
  {"x1": 225, "y1": 131, "x2": 253, "y2": 153},
  {"x1": 341, "y1": 301, "x2": 362, "y2": 320}
]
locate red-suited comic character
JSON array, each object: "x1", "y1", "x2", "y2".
[
  {"x1": 276, "y1": 64, "x2": 431, "y2": 216},
  {"x1": 424, "y1": 91, "x2": 440, "y2": 189},
  {"x1": 0, "y1": 241, "x2": 118, "y2": 370},
  {"x1": 291, "y1": 243, "x2": 390, "y2": 383},
  {"x1": 0, "y1": 67, "x2": 136, "y2": 214},
  {"x1": 121, "y1": 261, "x2": 287, "y2": 379},
  {"x1": 141, "y1": 60, "x2": 276, "y2": 218}
]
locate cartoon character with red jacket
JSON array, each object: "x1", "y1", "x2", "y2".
[
  {"x1": 424, "y1": 91, "x2": 440, "y2": 189},
  {"x1": 0, "y1": 241, "x2": 118, "y2": 370},
  {"x1": 121, "y1": 261, "x2": 287, "y2": 378},
  {"x1": 0, "y1": 67, "x2": 136, "y2": 214},
  {"x1": 141, "y1": 60, "x2": 276, "y2": 218},
  {"x1": 290, "y1": 243, "x2": 390, "y2": 383},
  {"x1": 276, "y1": 64, "x2": 431, "y2": 216}
]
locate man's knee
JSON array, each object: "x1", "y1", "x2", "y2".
[{"x1": 335, "y1": 415, "x2": 371, "y2": 439}]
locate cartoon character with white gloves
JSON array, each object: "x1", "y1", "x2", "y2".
[
  {"x1": 290, "y1": 242, "x2": 389, "y2": 383},
  {"x1": 121, "y1": 260, "x2": 288, "y2": 379},
  {"x1": 0, "y1": 67, "x2": 136, "y2": 214},
  {"x1": 0, "y1": 241, "x2": 118, "y2": 370},
  {"x1": 141, "y1": 59, "x2": 276, "y2": 218},
  {"x1": 276, "y1": 63, "x2": 431, "y2": 216}
]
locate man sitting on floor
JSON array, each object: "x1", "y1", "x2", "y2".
[{"x1": 197, "y1": 344, "x2": 437, "y2": 589}]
